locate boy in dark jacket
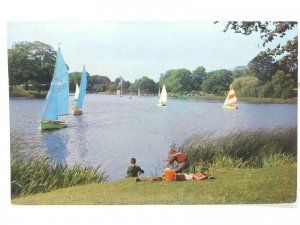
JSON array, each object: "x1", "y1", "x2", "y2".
[{"x1": 127, "y1": 158, "x2": 144, "y2": 177}]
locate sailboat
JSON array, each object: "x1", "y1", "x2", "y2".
[
  {"x1": 74, "y1": 83, "x2": 79, "y2": 101},
  {"x1": 223, "y1": 83, "x2": 238, "y2": 110},
  {"x1": 71, "y1": 66, "x2": 87, "y2": 115},
  {"x1": 40, "y1": 47, "x2": 69, "y2": 130},
  {"x1": 138, "y1": 87, "x2": 141, "y2": 98},
  {"x1": 157, "y1": 84, "x2": 167, "y2": 106}
]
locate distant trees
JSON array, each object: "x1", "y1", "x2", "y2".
[
  {"x1": 191, "y1": 66, "x2": 206, "y2": 90},
  {"x1": 131, "y1": 76, "x2": 156, "y2": 94},
  {"x1": 220, "y1": 21, "x2": 298, "y2": 83},
  {"x1": 201, "y1": 69, "x2": 232, "y2": 95},
  {"x1": 248, "y1": 52, "x2": 276, "y2": 82},
  {"x1": 8, "y1": 34, "x2": 297, "y2": 99},
  {"x1": 8, "y1": 41, "x2": 56, "y2": 92},
  {"x1": 160, "y1": 69, "x2": 192, "y2": 93}
]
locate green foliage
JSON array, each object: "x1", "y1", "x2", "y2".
[
  {"x1": 201, "y1": 69, "x2": 232, "y2": 95},
  {"x1": 69, "y1": 72, "x2": 82, "y2": 92},
  {"x1": 8, "y1": 41, "x2": 56, "y2": 92},
  {"x1": 221, "y1": 21, "x2": 298, "y2": 84},
  {"x1": 248, "y1": 51, "x2": 276, "y2": 82},
  {"x1": 271, "y1": 70, "x2": 295, "y2": 98},
  {"x1": 231, "y1": 66, "x2": 252, "y2": 78},
  {"x1": 86, "y1": 75, "x2": 112, "y2": 93},
  {"x1": 179, "y1": 128, "x2": 297, "y2": 169},
  {"x1": 161, "y1": 69, "x2": 192, "y2": 93},
  {"x1": 11, "y1": 157, "x2": 107, "y2": 198},
  {"x1": 132, "y1": 76, "x2": 156, "y2": 94},
  {"x1": 260, "y1": 153, "x2": 295, "y2": 168},
  {"x1": 233, "y1": 76, "x2": 259, "y2": 97},
  {"x1": 191, "y1": 66, "x2": 206, "y2": 90},
  {"x1": 257, "y1": 81, "x2": 274, "y2": 97}
]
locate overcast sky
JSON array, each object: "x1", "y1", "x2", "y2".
[{"x1": 7, "y1": 21, "x2": 297, "y2": 82}]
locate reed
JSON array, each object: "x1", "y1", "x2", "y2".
[
  {"x1": 11, "y1": 156, "x2": 108, "y2": 198},
  {"x1": 179, "y1": 128, "x2": 297, "y2": 171}
]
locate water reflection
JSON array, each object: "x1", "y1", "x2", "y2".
[{"x1": 42, "y1": 130, "x2": 68, "y2": 163}]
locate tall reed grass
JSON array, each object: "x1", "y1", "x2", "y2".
[
  {"x1": 179, "y1": 128, "x2": 297, "y2": 171},
  {"x1": 11, "y1": 157, "x2": 108, "y2": 198}
]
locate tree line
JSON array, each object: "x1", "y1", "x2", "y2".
[{"x1": 8, "y1": 22, "x2": 297, "y2": 98}]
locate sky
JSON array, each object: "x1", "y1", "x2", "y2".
[{"x1": 7, "y1": 21, "x2": 297, "y2": 82}]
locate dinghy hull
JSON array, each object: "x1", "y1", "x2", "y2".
[
  {"x1": 157, "y1": 102, "x2": 166, "y2": 107},
  {"x1": 40, "y1": 121, "x2": 67, "y2": 130},
  {"x1": 223, "y1": 105, "x2": 238, "y2": 110},
  {"x1": 71, "y1": 109, "x2": 83, "y2": 115}
]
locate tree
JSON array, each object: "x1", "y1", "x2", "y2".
[
  {"x1": 248, "y1": 52, "x2": 277, "y2": 82},
  {"x1": 161, "y1": 69, "x2": 192, "y2": 93},
  {"x1": 271, "y1": 70, "x2": 295, "y2": 98},
  {"x1": 233, "y1": 76, "x2": 259, "y2": 97},
  {"x1": 231, "y1": 66, "x2": 252, "y2": 78},
  {"x1": 69, "y1": 72, "x2": 82, "y2": 92},
  {"x1": 8, "y1": 41, "x2": 56, "y2": 92},
  {"x1": 219, "y1": 21, "x2": 298, "y2": 79},
  {"x1": 201, "y1": 69, "x2": 232, "y2": 95},
  {"x1": 191, "y1": 66, "x2": 206, "y2": 91},
  {"x1": 221, "y1": 21, "x2": 297, "y2": 46},
  {"x1": 132, "y1": 76, "x2": 156, "y2": 94}
]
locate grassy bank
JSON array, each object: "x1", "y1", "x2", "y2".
[
  {"x1": 173, "y1": 94, "x2": 297, "y2": 104},
  {"x1": 12, "y1": 164, "x2": 297, "y2": 204},
  {"x1": 9, "y1": 87, "x2": 47, "y2": 98},
  {"x1": 179, "y1": 128, "x2": 297, "y2": 171},
  {"x1": 11, "y1": 157, "x2": 107, "y2": 198}
]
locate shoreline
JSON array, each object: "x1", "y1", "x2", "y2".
[{"x1": 10, "y1": 91, "x2": 298, "y2": 104}]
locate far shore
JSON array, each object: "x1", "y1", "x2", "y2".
[{"x1": 9, "y1": 89, "x2": 297, "y2": 104}]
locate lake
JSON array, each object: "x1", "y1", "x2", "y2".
[{"x1": 9, "y1": 94, "x2": 297, "y2": 180}]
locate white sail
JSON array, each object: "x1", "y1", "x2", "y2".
[
  {"x1": 74, "y1": 83, "x2": 80, "y2": 101},
  {"x1": 158, "y1": 84, "x2": 167, "y2": 106},
  {"x1": 223, "y1": 83, "x2": 238, "y2": 109},
  {"x1": 138, "y1": 87, "x2": 141, "y2": 97}
]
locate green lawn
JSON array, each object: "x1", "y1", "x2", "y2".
[
  {"x1": 9, "y1": 87, "x2": 47, "y2": 98},
  {"x1": 12, "y1": 165, "x2": 297, "y2": 205}
]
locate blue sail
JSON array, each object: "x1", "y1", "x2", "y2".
[
  {"x1": 53, "y1": 48, "x2": 69, "y2": 115},
  {"x1": 42, "y1": 82, "x2": 59, "y2": 121},
  {"x1": 75, "y1": 66, "x2": 87, "y2": 109}
]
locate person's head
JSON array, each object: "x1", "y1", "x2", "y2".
[
  {"x1": 130, "y1": 158, "x2": 136, "y2": 165},
  {"x1": 170, "y1": 144, "x2": 177, "y2": 154}
]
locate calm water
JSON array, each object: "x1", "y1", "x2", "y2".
[{"x1": 10, "y1": 94, "x2": 297, "y2": 180}]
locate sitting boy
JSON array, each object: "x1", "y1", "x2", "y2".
[{"x1": 127, "y1": 158, "x2": 144, "y2": 177}]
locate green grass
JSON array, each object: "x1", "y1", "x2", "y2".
[
  {"x1": 9, "y1": 87, "x2": 47, "y2": 98},
  {"x1": 174, "y1": 94, "x2": 297, "y2": 104},
  {"x1": 11, "y1": 157, "x2": 107, "y2": 198},
  {"x1": 179, "y1": 128, "x2": 297, "y2": 171},
  {"x1": 12, "y1": 164, "x2": 297, "y2": 205}
]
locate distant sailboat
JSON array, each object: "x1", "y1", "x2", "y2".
[
  {"x1": 157, "y1": 84, "x2": 167, "y2": 106},
  {"x1": 158, "y1": 86, "x2": 160, "y2": 98},
  {"x1": 71, "y1": 66, "x2": 87, "y2": 115},
  {"x1": 223, "y1": 83, "x2": 238, "y2": 110},
  {"x1": 40, "y1": 47, "x2": 69, "y2": 130},
  {"x1": 138, "y1": 87, "x2": 141, "y2": 98},
  {"x1": 119, "y1": 77, "x2": 123, "y2": 97},
  {"x1": 74, "y1": 83, "x2": 79, "y2": 101}
]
